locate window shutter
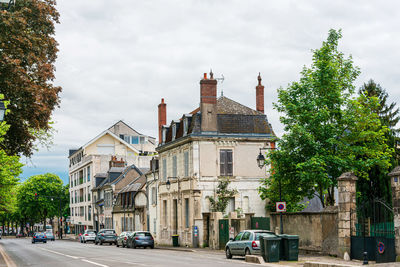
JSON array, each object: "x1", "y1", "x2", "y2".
[
  {"x1": 220, "y1": 150, "x2": 226, "y2": 176},
  {"x1": 227, "y1": 150, "x2": 233, "y2": 176},
  {"x1": 184, "y1": 151, "x2": 189, "y2": 177}
]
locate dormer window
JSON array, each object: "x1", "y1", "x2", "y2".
[
  {"x1": 172, "y1": 123, "x2": 176, "y2": 141},
  {"x1": 183, "y1": 117, "x2": 188, "y2": 136},
  {"x1": 162, "y1": 127, "x2": 168, "y2": 144}
]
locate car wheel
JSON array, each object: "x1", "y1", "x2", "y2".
[
  {"x1": 226, "y1": 247, "x2": 233, "y2": 259},
  {"x1": 150, "y1": 245, "x2": 154, "y2": 249},
  {"x1": 133, "y1": 242, "x2": 136, "y2": 249},
  {"x1": 44, "y1": 241, "x2": 47, "y2": 244},
  {"x1": 32, "y1": 241, "x2": 35, "y2": 244},
  {"x1": 116, "y1": 242, "x2": 119, "y2": 247},
  {"x1": 100, "y1": 241, "x2": 103, "y2": 245},
  {"x1": 80, "y1": 239, "x2": 83, "y2": 243},
  {"x1": 84, "y1": 240, "x2": 86, "y2": 243},
  {"x1": 245, "y1": 248, "x2": 251, "y2": 256}
]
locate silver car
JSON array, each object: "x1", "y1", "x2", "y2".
[
  {"x1": 82, "y1": 230, "x2": 96, "y2": 243},
  {"x1": 225, "y1": 230, "x2": 277, "y2": 258}
]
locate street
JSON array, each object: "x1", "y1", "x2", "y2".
[{"x1": 0, "y1": 238, "x2": 253, "y2": 267}]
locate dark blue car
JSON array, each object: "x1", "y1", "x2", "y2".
[
  {"x1": 32, "y1": 232, "x2": 47, "y2": 244},
  {"x1": 128, "y1": 231, "x2": 154, "y2": 249}
]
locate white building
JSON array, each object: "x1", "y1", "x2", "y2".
[
  {"x1": 68, "y1": 121, "x2": 156, "y2": 234},
  {"x1": 155, "y1": 72, "x2": 276, "y2": 247}
]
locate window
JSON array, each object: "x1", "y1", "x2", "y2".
[
  {"x1": 162, "y1": 158, "x2": 167, "y2": 181},
  {"x1": 139, "y1": 136, "x2": 146, "y2": 144},
  {"x1": 183, "y1": 118, "x2": 188, "y2": 136},
  {"x1": 185, "y1": 198, "x2": 189, "y2": 228},
  {"x1": 88, "y1": 186, "x2": 91, "y2": 202},
  {"x1": 172, "y1": 124, "x2": 176, "y2": 141},
  {"x1": 184, "y1": 151, "x2": 189, "y2": 177},
  {"x1": 242, "y1": 231, "x2": 251, "y2": 241},
  {"x1": 124, "y1": 135, "x2": 130, "y2": 143},
  {"x1": 131, "y1": 136, "x2": 139, "y2": 144},
  {"x1": 172, "y1": 155, "x2": 177, "y2": 177},
  {"x1": 87, "y1": 166, "x2": 91, "y2": 182},
  {"x1": 162, "y1": 128, "x2": 167, "y2": 143},
  {"x1": 88, "y1": 206, "x2": 92, "y2": 221},
  {"x1": 151, "y1": 187, "x2": 157, "y2": 205},
  {"x1": 220, "y1": 149, "x2": 233, "y2": 176},
  {"x1": 227, "y1": 197, "x2": 235, "y2": 213},
  {"x1": 234, "y1": 232, "x2": 244, "y2": 241}
]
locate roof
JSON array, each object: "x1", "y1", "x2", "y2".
[
  {"x1": 118, "y1": 174, "x2": 146, "y2": 194},
  {"x1": 161, "y1": 96, "x2": 275, "y2": 145}
]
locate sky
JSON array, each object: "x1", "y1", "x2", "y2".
[{"x1": 21, "y1": 0, "x2": 400, "y2": 184}]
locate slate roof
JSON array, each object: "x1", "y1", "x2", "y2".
[{"x1": 162, "y1": 96, "x2": 275, "y2": 144}]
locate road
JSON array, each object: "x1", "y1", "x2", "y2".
[{"x1": 0, "y1": 238, "x2": 254, "y2": 267}]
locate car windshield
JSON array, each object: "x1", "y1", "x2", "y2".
[
  {"x1": 255, "y1": 232, "x2": 275, "y2": 240},
  {"x1": 104, "y1": 230, "x2": 115, "y2": 234},
  {"x1": 136, "y1": 232, "x2": 151, "y2": 237},
  {"x1": 87, "y1": 231, "x2": 95, "y2": 234}
]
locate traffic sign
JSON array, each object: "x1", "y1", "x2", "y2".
[{"x1": 276, "y1": 202, "x2": 286, "y2": 212}]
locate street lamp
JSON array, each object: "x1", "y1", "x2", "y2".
[
  {"x1": 0, "y1": 0, "x2": 15, "y2": 11},
  {"x1": 0, "y1": 100, "x2": 5, "y2": 121},
  {"x1": 256, "y1": 145, "x2": 284, "y2": 234},
  {"x1": 166, "y1": 179, "x2": 171, "y2": 191}
]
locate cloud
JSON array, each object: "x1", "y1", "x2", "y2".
[{"x1": 22, "y1": 0, "x2": 400, "y2": 183}]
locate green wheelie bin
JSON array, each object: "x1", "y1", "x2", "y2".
[
  {"x1": 262, "y1": 235, "x2": 281, "y2": 262},
  {"x1": 172, "y1": 235, "x2": 179, "y2": 247},
  {"x1": 279, "y1": 234, "x2": 299, "y2": 261}
]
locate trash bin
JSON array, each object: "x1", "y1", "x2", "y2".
[
  {"x1": 263, "y1": 235, "x2": 281, "y2": 262},
  {"x1": 172, "y1": 235, "x2": 179, "y2": 247},
  {"x1": 279, "y1": 234, "x2": 299, "y2": 261}
]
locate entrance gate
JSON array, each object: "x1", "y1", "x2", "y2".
[
  {"x1": 350, "y1": 198, "x2": 396, "y2": 263},
  {"x1": 251, "y1": 217, "x2": 270, "y2": 230}
]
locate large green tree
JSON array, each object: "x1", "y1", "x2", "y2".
[
  {"x1": 259, "y1": 29, "x2": 392, "y2": 210},
  {"x1": 0, "y1": 97, "x2": 23, "y2": 214},
  {"x1": 0, "y1": 0, "x2": 61, "y2": 157},
  {"x1": 356, "y1": 80, "x2": 400, "y2": 204},
  {"x1": 17, "y1": 173, "x2": 64, "y2": 231}
]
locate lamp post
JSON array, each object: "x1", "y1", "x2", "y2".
[
  {"x1": 257, "y1": 146, "x2": 284, "y2": 234},
  {"x1": 0, "y1": 0, "x2": 15, "y2": 11}
]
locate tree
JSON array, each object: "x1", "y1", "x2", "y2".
[
  {"x1": 209, "y1": 178, "x2": 238, "y2": 213},
  {"x1": 0, "y1": 97, "x2": 23, "y2": 214},
  {"x1": 356, "y1": 80, "x2": 400, "y2": 203},
  {"x1": 259, "y1": 29, "x2": 392, "y2": 209},
  {"x1": 17, "y1": 173, "x2": 64, "y2": 231},
  {"x1": 0, "y1": 0, "x2": 61, "y2": 157}
]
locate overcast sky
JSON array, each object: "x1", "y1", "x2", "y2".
[{"x1": 21, "y1": 0, "x2": 400, "y2": 183}]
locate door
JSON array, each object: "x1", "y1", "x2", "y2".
[
  {"x1": 239, "y1": 231, "x2": 251, "y2": 255},
  {"x1": 230, "y1": 231, "x2": 244, "y2": 255},
  {"x1": 218, "y1": 219, "x2": 229, "y2": 250}
]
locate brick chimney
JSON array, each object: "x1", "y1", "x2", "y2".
[
  {"x1": 158, "y1": 98, "x2": 167, "y2": 143},
  {"x1": 256, "y1": 73, "x2": 264, "y2": 113},
  {"x1": 200, "y1": 71, "x2": 218, "y2": 132}
]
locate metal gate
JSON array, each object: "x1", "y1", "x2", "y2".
[
  {"x1": 251, "y1": 217, "x2": 270, "y2": 230},
  {"x1": 218, "y1": 219, "x2": 229, "y2": 250},
  {"x1": 350, "y1": 198, "x2": 396, "y2": 263}
]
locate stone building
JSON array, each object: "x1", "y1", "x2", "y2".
[
  {"x1": 155, "y1": 72, "x2": 275, "y2": 247},
  {"x1": 68, "y1": 120, "x2": 156, "y2": 234}
]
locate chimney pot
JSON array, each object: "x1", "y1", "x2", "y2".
[
  {"x1": 158, "y1": 98, "x2": 167, "y2": 144},
  {"x1": 204, "y1": 73, "x2": 207, "y2": 79}
]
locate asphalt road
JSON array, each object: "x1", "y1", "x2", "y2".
[{"x1": 0, "y1": 238, "x2": 254, "y2": 267}]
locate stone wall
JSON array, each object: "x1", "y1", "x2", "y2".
[{"x1": 270, "y1": 209, "x2": 338, "y2": 255}]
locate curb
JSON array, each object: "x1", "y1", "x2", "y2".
[{"x1": 156, "y1": 246, "x2": 195, "y2": 252}]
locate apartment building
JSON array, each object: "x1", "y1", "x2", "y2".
[{"x1": 68, "y1": 121, "x2": 156, "y2": 234}]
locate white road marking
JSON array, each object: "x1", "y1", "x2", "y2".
[
  {"x1": 81, "y1": 259, "x2": 109, "y2": 267},
  {"x1": 39, "y1": 247, "x2": 81, "y2": 259},
  {"x1": 0, "y1": 243, "x2": 17, "y2": 267}
]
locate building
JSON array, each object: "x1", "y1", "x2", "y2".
[
  {"x1": 145, "y1": 157, "x2": 159, "y2": 238},
  {"x1": 113, "y1": 173, "x2": 147, "y2": 234},
  {"x1": 156, "y1": 72, "x2": 275, "y2": 247},
  {"x1": 68, "y1": 121, "x2": 156, "y2": 234}
]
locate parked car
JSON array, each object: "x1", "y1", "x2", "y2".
[
  {"x1": 46, "y1": 232, "x2": 55, "y2": 241},
  {"x1": 127, "y1": 231, "x2": 154, "y2": 249},
  {"x1": 116, "y1": 231, "x2": 133, "y2": 248},
  {"x1": 225, "y1": 230, "x2": 277, "y2": 259},
  {"x1": 0, "y1": 230, "x2": 2, "y2": 239},
  {"x1": 82, "y1": 230, "x2": 96, "y2": 243},
  {"x1": 95, "y1": 229, "x2": 117, "y2": 245},
  {"x1": 32, "y1": 232, "x2": 47, "y2": 244}
]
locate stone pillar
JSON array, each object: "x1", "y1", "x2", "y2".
[
  {"x1": 389, "y1": 166, "x2": 400, "y2": 259},
  {"x1": 337, "y1": 172, "x2": 358, "y2": 259}
]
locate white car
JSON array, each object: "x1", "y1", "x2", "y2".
[{"x1": 81, "y1": 230, "x2": 96, "y2": 243}]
